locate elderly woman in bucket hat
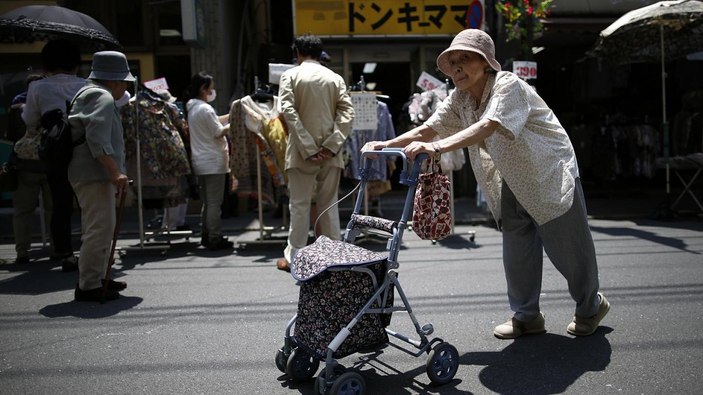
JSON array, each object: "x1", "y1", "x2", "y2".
[
  {"x1": 68, "y1": 50, "x2": 133, "y2": 302},
  {"x1": 362, "y1": 29, "x2": 609, "y2": 338}
]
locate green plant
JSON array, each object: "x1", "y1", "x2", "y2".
[{"x1": 496, "y1": 0, "x2": 553, "y2": 58}]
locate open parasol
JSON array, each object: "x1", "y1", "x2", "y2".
[
  {"x1": 0, "y1": 5, "x2": 121, "y2": 51},
  {"x1": 589, "y1": 0, "x2": 703, "y2": 209}
]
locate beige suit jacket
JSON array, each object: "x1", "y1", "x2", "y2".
[{"x1": 278, "y1": 60, "x2": 354, "y2": 170}]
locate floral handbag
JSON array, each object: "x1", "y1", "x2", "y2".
[{"x1": 412, "y1": 155, "x2": 452, "y2": 240}]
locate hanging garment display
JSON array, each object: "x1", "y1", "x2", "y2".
[
  {"x1": 228, "y1": 95, "x2": 286, "y2": 205},
  {"x1": 344, "y1": 100, "x2": 396, "y2": 181},
  {"x1": 121, "y1": 89, "x2": 191, "y2": 207},
  {"x1": 121, "y1": 89, "x2": 191, "y2": 180}
]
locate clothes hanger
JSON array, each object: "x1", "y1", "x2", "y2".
[{"x1": 250, "y1": 84, "x2": 275, "y2": 102}]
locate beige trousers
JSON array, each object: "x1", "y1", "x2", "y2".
[
  {"x1": 72, "y1": 180, "x2": 115, "y2": 290},
  {"x1": 284, "y1": 165, "x2": 341, "y2": 262}
]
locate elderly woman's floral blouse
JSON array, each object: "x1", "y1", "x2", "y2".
[{"x1": 425, "y1": 72, "x2": 579, "y2": 225}]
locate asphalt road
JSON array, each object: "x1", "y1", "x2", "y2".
[{"x1": 1, "y1": 217, "x2": 702, "y2": 394}]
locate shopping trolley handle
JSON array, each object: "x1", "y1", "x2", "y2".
[
  {"x1": 361, "y1": 147, "x2": 407, "y2": 161},
  {"x1": 361, "y1": 149, "x2": 428, "y2": 185}
]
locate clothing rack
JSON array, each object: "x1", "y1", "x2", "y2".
[
  {"x1": 236, "y1": 76, "x2": 288, "y2": 249},
  {"x1": 348, "y1": 90, "x2": 390, "y2": 245},
  {"x1": 139, "y1": 86, "x2": 193, "y2": 244},
  {"x1": 122, "y1": 82, "x2": 191, "y2": 256}
]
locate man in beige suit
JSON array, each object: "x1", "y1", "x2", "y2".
[{"x1": 276, "y1": 34, "x2": 355, "y2": 271}]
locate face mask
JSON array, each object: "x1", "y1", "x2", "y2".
[
  {"x1": 115, "y1": 91, "x2": 131, "y2": 107},
  {"x1": 206, "y1": 89, "x2": 216, "y2": 103}
]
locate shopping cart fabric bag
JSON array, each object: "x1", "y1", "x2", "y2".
[{"x1": 291, "y1": 235, "x2": 394, "y2": 359}]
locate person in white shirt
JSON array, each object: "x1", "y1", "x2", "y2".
[
  {"x1": 362, "y1": 29, "x2": 609, "y2": 339},
  {"x1": 21, "y1": 40, "x2": 86, "y2": 272},
  {"x1": 185, "y1": 72, "x2": 233, "y2": 250}
]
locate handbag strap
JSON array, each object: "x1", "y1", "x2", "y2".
[{"x1": 428, "y1": 155, "x2": 443, "y2": 174}]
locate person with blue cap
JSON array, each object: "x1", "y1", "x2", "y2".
[{"x1": 68, "y1": 50, "x2": 133, "y2": 302}]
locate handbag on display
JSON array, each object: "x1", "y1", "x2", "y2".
[{"x1": 412, "y1": 154, "x2": 452, "y2": 240}]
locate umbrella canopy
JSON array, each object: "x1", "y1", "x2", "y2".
[
  {"x1": 589, "y1": 0, "x2": 703, "y2": 212},
  {"x1": 589, "y1": 0, "x2": 703, "y2": 128},
  {"x1": 590, "y1": 0, "x2": 703, "y2": 64},
  {"x1": 0, "y1": 5, "x2": 121, "y2": 50}
]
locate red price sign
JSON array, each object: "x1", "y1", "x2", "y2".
[{"x1": 512, "y1": 61, "x2": 537, "y2": 80}]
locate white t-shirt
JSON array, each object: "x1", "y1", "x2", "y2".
[
  {"x1": 21, "y1": 73, "x2": 86, "y2": 129},
  {"x1": 425, "y1": 72, "x2": 579, "y2": 225},
  {"x1": 186, "y1": 98, "x2": 229, "y2": 175}
]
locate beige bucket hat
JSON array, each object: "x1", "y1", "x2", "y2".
[{"x1": 436, "y1": 29, "x2": 502, "y2": 76}]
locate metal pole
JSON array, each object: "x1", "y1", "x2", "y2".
[
  {"x1": 38, "y1": 192, "x2": 47, "y2": 247},
  {"x1": 134, "y1": 78, "x2": 146, "y2": 246},
  {"x1": 661, "y1": 24, "x2": 671, "y2": 198}
]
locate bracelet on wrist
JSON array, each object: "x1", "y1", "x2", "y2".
[{"x1": 432, "y1": 142, "x2": 441, "y2": 159}]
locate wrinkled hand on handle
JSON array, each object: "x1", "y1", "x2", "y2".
[
  {"x1": 360, "y1": 141, "x2": 389, "y2": 159},
  {"x1": 402, "y1": 141, "x2": 435, "y2": 161}
]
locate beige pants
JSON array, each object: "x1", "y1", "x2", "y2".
[
  {"x1": 72, "y1": 180, "x2": 115, "y2": 290},
  {"x1": 284, "y1": 166, "x2": 341, "y2": 262}
]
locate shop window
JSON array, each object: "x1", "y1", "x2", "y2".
[{"x1": 154, "y1": 1, "x2": 186, "y2": 46}]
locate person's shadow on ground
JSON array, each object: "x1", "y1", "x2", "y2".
[
  {"x1": 0, "y1": 258, "x2": 131, "y2": 295},
  {"x1": 462, "y1": 328, "x2": 612, "y2": 394},
  {"x1": 39, "y1": 296, "x2": 142, "y2": 319},
  {"x1": 0, "y1": 260, "x2": 83, "y2": 295}
]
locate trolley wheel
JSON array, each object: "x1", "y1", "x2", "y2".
[
  {"x1": 426, "y1": 342, "x2": 459, "y2": 385},
  {"x1": 329, "y1": 371, "x2": 365, "y2": 395},
  {"x1": 275, "y1": 347, "x2": 288, "y2": 373},
  {"x1": 315, "y1": 364, "x2": 347, "y2": 395},
  {"x1": 286, "y1": 348, "x2": 319, "y2": 382}
]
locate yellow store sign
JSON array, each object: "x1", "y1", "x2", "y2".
[{"x1": 293, "y1": 0, "x2": 485, "y2": 36}]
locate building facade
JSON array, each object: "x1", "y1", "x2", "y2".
[{"x1": 2, "y1": 0, "x2": 701, "y2": 196}]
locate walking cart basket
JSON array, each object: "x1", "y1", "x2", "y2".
[{"x1": 275, "y1": 149, "x2": 460, "y2": 395}]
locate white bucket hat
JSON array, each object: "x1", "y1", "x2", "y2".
[
  {"x1": 88, "y1": 51, "x2": 136, "y2": 82},
  {"x1": 436, "y1": 29, "x2": 502, "y2": 76}
]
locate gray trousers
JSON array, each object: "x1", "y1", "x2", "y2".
[
  {"x1": 198, "y1": 174, "x2": 226, "y2": 241},
  {"x1": 501, "y1": 178, "x2": 600, "y2": 321},
  {"x1": 13, "y1": 169, "x2": 53, "y2": 258}
]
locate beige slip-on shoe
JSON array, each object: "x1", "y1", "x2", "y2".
[
  {"x1": 567, "y1": 292, "x2": 610, "y2": 336},
  {"x1": 494, "y1": 312, "x2": 546, "y2": 339}
]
